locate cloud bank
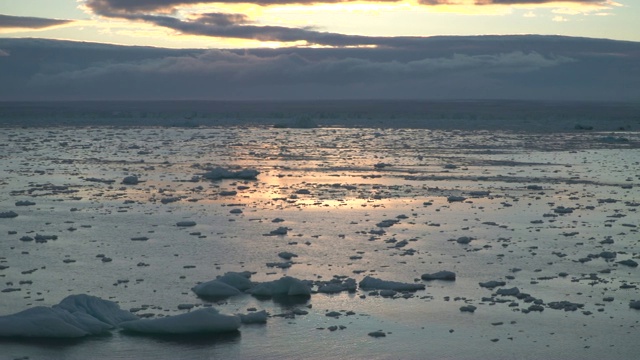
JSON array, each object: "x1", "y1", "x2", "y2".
[
  {"x1": 1, "y1": 36, "x2": 638, "y2": 101},
  {"x1": 81, "y1": 0, "x2": 621, "y2": 46},
  {"x1": 85, "y1": 0, "x2": 614, "y2": 12},
  {"x1": 0, "y1": 14, "x2": 74, "y2": 29}
]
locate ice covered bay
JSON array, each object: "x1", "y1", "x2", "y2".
[{"x1": 1, "y1": 124, "x2": 639, "y2": 359}]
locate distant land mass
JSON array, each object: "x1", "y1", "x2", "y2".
[{"x1": 0, "y1": 35, "x2": 639, "y2": 102}]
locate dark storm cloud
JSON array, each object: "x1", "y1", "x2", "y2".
[{"x1": 0, "y1": 14, "x2": 73, "y2": 29}]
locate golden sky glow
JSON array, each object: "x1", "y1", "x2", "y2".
[{"x1": 0, "y1": 0, "x2": 635, "y2": 48}]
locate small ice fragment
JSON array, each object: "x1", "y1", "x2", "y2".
[
  {"x1": 368, "y1": 330, "x2": 386, "y2": 337},
  {"x1": 0, "y1": 211, "x2": 19, "y2": 218},
  {"x1": 358, "y1": 276, "x2": 425, "y2": 291},
  {"x1": 122, "y1": 176, "x2": 140, "y2": 185},
  {"x1": 192, "y1": 280, "x2": 242, "y2": 298},
  {"x1": 479, "y1": 281, "x2": 506, "y2": 289},
  {"x1": 240, "y1": 310, "x2": 268, "y2": 324},
  {"x1": 421, "y1": 271, "x2": 456, "y2": 281}
]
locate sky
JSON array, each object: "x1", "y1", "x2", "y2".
[
  {"x1": 0, "y1": 1, "x2": 638, "y2": 101},
  {"x1": 0, "y1": 0, "x2": 636, "y2": 49}
]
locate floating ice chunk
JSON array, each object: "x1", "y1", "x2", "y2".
[
  {"x1": 496, "y1": 287, "x2": 520, "y2": 296},
  {"x1": 249, "y1": 276, "x2": 311, "y2": 297},
  {"x1": 421, "y1": 271, "x2": 456, "y2": 281},
  {"x1": 192, "y1": 280, "x2": 242, "y2": 298},
  {"x1": 202, "y1": 167, "x2": 259, "y2": 181},
  {"x1": 318, "y1": 283, "x2": 345, "y2": 293},
  {"x1": 278, "y1": 251, "x2": 298, "y2": 260},
  {"x1": 547, "y1": 301, "x2": 583, "y2": 311},
  {"x1": 376, "y1": 219, "x2": 399, "y2": 228},
  {"x1": 0, "y1": 307, "x2": 111, "y2": 338},
  {"x1": 122, "y1": 176, "x2": 140, "y2": 185},
  {"x1": 617, "y1": 259, "x2": 638, "y2": 267},
  {"x1": 456, "y1": 236, "x2": 472, "y2": 244},
  {"x1": 217, "y1": 271, "x2": 253, "y2": 291},
  {"x1": 368, "y1": 330, "x2": 386, "y2": 337},
  {"x1": 55, "y1": 294, "x2": 138, "y2": 327},
  {"x1": 0, "y1": 211, "x2": 18, "y2": 218},
  {"x1": 479, "y1": 280, "x2": 506, "y2": 289},
  {"x1": 553, "y1": 206, "x2": 574, "y2": 214},
  {"x1": 379, "y1": 290, "x2": 397, "y2": 297},
  {"x1": 239, "y1": 310, "x2": 268, "y2": 324},
  {"x1": 317, "y1": 278, "x2": 357, "y2": 294},
  {"x1": 269, "y1": 227, "x2": 288, "y2": 235},
  {"x1": 358, "y1": 276, "x2": 425, "y2": 292},
  {"x1": 460, "y1": 305, "x2": 477, "y2": 313},
  {"x1": 0, "y1": 294, "x2": 136, "y2": 338},
  {"x1": 469, "y1": 191, "x2": 490, "y2": 197},
  {"x1": 266, "y1": 261, "x2": 293, "y2": 269},
  {"x1": 120, "y1": 308, "x2": 240, "y2": 334}
]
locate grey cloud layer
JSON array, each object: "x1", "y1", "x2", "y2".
[
  {"x1": 85, "y1": 0, "x2": 613, "y2": 13},
  {"x1": 0, "y1": 14, "x2": 73, "y2": 29},
  {"x1": 1, "y1": 36, "x2": 638, "y2": 101},
  {"x1": 85, "y1": 0, "x2": 395, "y2": 13},
  {"x1": 87, "y1": 4, "x2": 417, "y2": 47}
]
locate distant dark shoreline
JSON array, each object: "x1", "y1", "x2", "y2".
[{"x1": 1, "y1": 99, "x2": 638, "y2": 132}]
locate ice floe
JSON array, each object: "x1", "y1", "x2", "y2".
[
  {"x1": 239, "y1": 310, "x2": 269, "y2": 324},
  {"x1": 120, "y1": 308, "x2": 240, "y2": 334},
  {"x1": 421, "y1": 271, "x2": 456, "y2": 281},
  {"x1": 202, "y1": 167, "x2": 259, "y2": 181},
  {"x1": 0, "y1": 294, "x2": 137, "y2": 338},
  {"x1": 248, "y1": 276, "x2": 311, "y2": 297},
  {"x1": 192, "y1": 280, "x2": 242, "y2": 299}
]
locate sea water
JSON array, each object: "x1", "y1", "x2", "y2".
[{"x1": 1, "y1": 124, "x2": 639, "y2": 359}]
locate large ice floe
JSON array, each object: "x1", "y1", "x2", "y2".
[
  {"x1": 0, "y1": 294, "x2": 244, "y2": 337},
  {"x1": 120, "y1": 308, "x2": 241, "y2": 334},
  {"x1": 0, "y1": 294, "x2": 137, "y2": 338}
]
